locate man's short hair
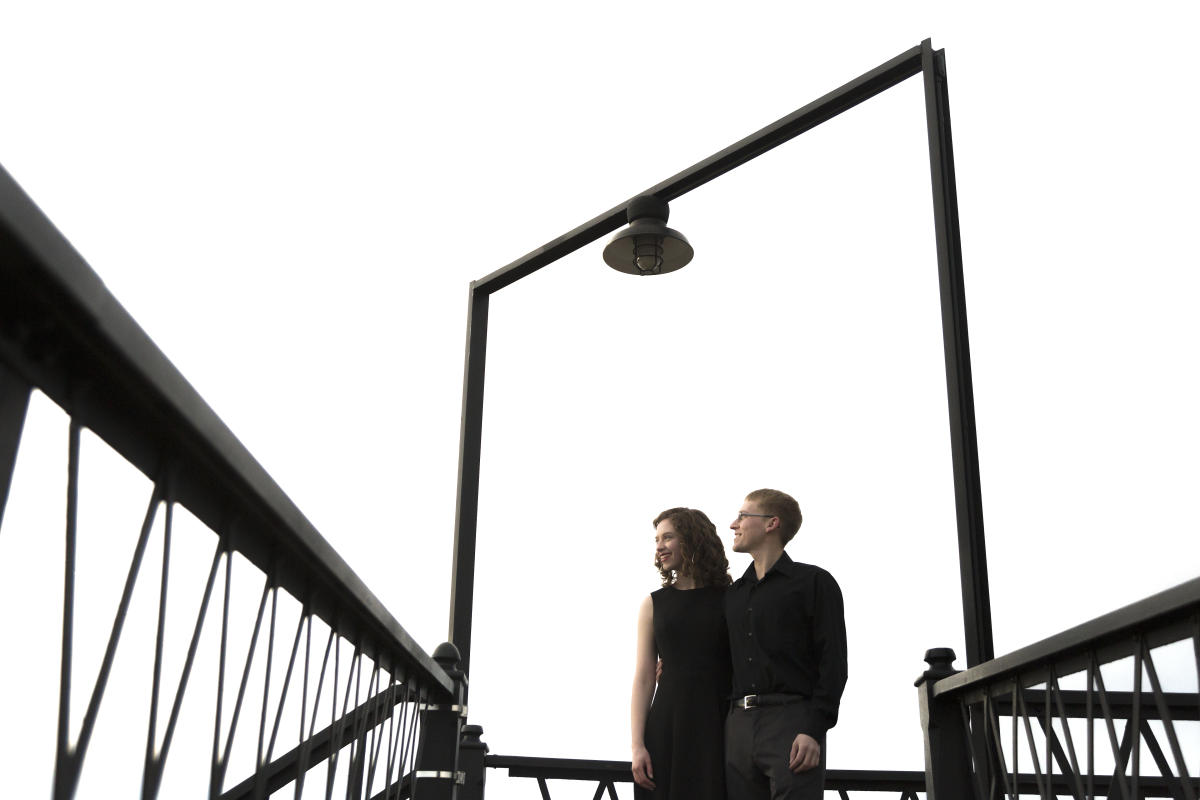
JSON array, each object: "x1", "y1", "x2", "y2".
[{"x1": 745, "y1": 488, "x2": 803, "y2": 545}]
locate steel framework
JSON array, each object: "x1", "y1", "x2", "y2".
[
  {"x1": 449, "y1": 38, "x2": 994, "y2": 674},
  {"x1": 0, "y1": 163, "x2": 461, "y2": 797},
  {"x1": 918, "y1": 577, "x2": 1200, "y2": 798}
]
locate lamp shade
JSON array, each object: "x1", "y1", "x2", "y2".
[{"x1": 602, "y1": 195, "x2": 694, "y2": 276}]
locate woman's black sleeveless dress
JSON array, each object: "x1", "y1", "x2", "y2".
[{"x1": 635, "y1": 585, "x2": 731, "y2": 800}]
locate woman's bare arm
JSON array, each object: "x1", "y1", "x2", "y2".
[{"x1": 630, "y1": 595, "x2": 657, "y2": 790}]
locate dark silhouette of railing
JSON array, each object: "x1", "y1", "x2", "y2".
[
  {"x1": 918, "y1": 577, "x2": 1200, "y2": 799},
  {"x1": 483, "y1": 754, "x2": 925, "y2": 798},
  {"x1": 0, "y1": 163, "x2": 467, "y2": 798}
]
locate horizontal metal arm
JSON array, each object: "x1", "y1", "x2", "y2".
[{"x1": 472, "y1": 43, "x2": 923, "y2": 295}]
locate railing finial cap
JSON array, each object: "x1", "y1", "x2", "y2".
[
  {"x1": 917, "y1": 647, "x2": 958, "y2": 685},
  {"x1": 433, "y1": 641, "x2": 462, "y2": 669},
  {"x1": 923, "y1": 647, "x2": 956, "y2": 669}
]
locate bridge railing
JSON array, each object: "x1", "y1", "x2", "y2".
[
  {"x1": 0, "y1": 164, "x2": 463, "y2": 799},
  {"x1": 481, "y1": 754, "x2": 926, "y2": 799},
  {"x1": 918, "y1": 576, "x2": 1200, "y2": 799}
]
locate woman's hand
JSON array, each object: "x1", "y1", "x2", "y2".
[{"x1": 631, "y1": 745, "x2": 656, "y2": 790}]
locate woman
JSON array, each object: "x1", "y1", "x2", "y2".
[{"x1": 630, "y1": 507, "x2": 732, "y2": 800}]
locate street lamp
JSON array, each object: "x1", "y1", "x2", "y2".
[
  {"x1": 447, "y1": 39, "x2": 993, "y2": 675},
  {"x1": 602, "y1": 195, "x2": 694, "y2": 276}
]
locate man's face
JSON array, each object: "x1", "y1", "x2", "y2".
[{"x1": 730, "y1": 499, "x2": 774, "y2": 553}]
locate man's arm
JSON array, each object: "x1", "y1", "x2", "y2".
[{"x1": 797, "y1": 569, "x2": 848, "y2": 741}]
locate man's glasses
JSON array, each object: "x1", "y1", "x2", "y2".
[{"x1": 735, "y1": 512, "x2": 774, "y2": 521}]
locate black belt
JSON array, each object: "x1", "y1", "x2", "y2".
[{"x1": 734, "y1": 693, "x2": 808, "y2": 710}]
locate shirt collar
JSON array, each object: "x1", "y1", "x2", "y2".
[{"x1": 734, "y1": 550, "x2": 796, "y2": 585}]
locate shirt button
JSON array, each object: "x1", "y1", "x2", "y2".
[
  {"x1": 747, "y1": 657, "x2": 753, "y2": 663},
  {"x1": 747, "y1": 632, "x2": 753, "y2": 637}
]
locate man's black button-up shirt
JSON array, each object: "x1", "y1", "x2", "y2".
[{"x1": 725, "y1": 551, "x2": 848, "y2": 739}]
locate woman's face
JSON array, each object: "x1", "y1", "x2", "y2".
[{"x1": 655, "y1": 518, "x2": 686, "y2": 574}]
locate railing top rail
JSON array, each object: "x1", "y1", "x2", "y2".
[
  {"x1": 0, "y1": 164, "x2": 453, "y2": 697},
  {"x1": 933, "y1": 574, "x2": 1200, "y2": 699},
  {"x1": 484, "y1": 755, "x2": 926, "y2": 791}
]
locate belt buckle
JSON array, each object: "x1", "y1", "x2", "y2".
[{"x1": 742, "y1": 694, "x2": 757, "y2": 709}]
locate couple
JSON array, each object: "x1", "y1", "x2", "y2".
[{"x1": 630, "y1": 489, "x2": 848, "y2": 800}]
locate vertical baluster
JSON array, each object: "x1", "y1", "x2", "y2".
[
  {"x1": 346, "y1": 659, "x2": 379, "y2": 799},
  {"x1": 394, "y1": 680, "x2": 419, "y2": 797},
  {"x1": 145, "y1": 497, "x2": 172, "y2": 791},
  {"x1": 1044, "y1": 679, "x2": 1052, "y2": 798},
  {"x1": 213, "y1": 571, "x2": 270, "y2": 796},
  {"x1": 211, "y1": 542, "x2": 232, "y2": 800},
  {"x1": 51, "y1": 420, "x2": 81, "y2": 800},
  {"x1": 255, "y1": 578, "x2": 279, "y2": 799},
  {"x1": 1141, "y1": 640, "x2": 1197, "y2": 800},
  {"x1": 295, "y1": 624, "x2": 335, "y2": 800},
  {"x1": 961, "y1": 700, "x2": 990, "y2": 800},
  {"x1": 266, "y1": 607, "x2": 308, "y2": 768},
  {"x1": 1091, "y1": 652, "x2": 1129, "y2": 800},
  {"x1": 327, "y1": 630, "x2": 340, "y2": 798},
  {"x1": 292, "y1": 612, "x2": 313, "y2": 800},
  {"x1": 1086, "y1": 658, "x2": 1094, "y2": 800},
  {"x1": 51, "y1": 474, "x2": 162, "y2": 795},
  {"x1": 1016, "y1": 685, "x2": 1046, "y2": 797},
  {"x1": 1193, "y1": 614, "x2": 1200, "y2": 731},
  {"x1": 364, "y1": 675, "x2": 396, "y2": 796},
  {"x1": 382, "y1": 678, "x2": 405, "y2": 797},
  {"x1": 1131, "y1": 638, "x2": 1142, "y2": 798},
  {"x1": 146, "y1": 534, "x2": 223, "y2": 800},
  {"x1": 1010, "y1": 681, "x2": 1018, "y2": 798},
  {"x1": 1048, "y1": 671, "x2": 1085, "y2": 800}
]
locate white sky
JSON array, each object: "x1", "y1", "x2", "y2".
[{"x1": 2, "y1": 2, "x2": 1198, "y2": 798}]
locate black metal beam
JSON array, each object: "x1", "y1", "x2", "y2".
[
  {"x1": 484, "y1": 755, "x2": 928, "y2": 793},
  {"x1": 472, "y1": 43, "x2": 924, "y2": 295},
  {"x1": 449, "y1": 286, "x2": 489, "y2": 673},
  {"x1": 486, "y1": 755, "x2": 634, "y2": 783},
  {"x1": 921, "y1": 40, "x2": 994, "y2": 667},
  {"x1": 450, "y1": 41, "x2": 943, "y2": 677}
]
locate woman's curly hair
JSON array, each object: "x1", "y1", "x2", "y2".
[{"x1": 653, "y1": 507, "x2": 732, "y2": 588}]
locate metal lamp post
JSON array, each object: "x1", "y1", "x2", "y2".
[{"x1": 447, "y1": 39, "x2": 993, "y2": 675}]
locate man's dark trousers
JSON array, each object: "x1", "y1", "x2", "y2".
[{"x1": 725, "y1": 701, "x2": 826, "y2": 800}]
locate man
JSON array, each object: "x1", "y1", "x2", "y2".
[{"x1": 725, "y1": 488, "x2": 848, "y2": 800}]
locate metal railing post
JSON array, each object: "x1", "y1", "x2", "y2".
[
  {"x1": 456, "y1": 725, "x2": 488, "y2": 800},
  {"x1": 916, "y1": 647, "x2": 975, "y2": 800},
  {"x1": 414, "y1": 643, "x2": 468, "y2": 799}
]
